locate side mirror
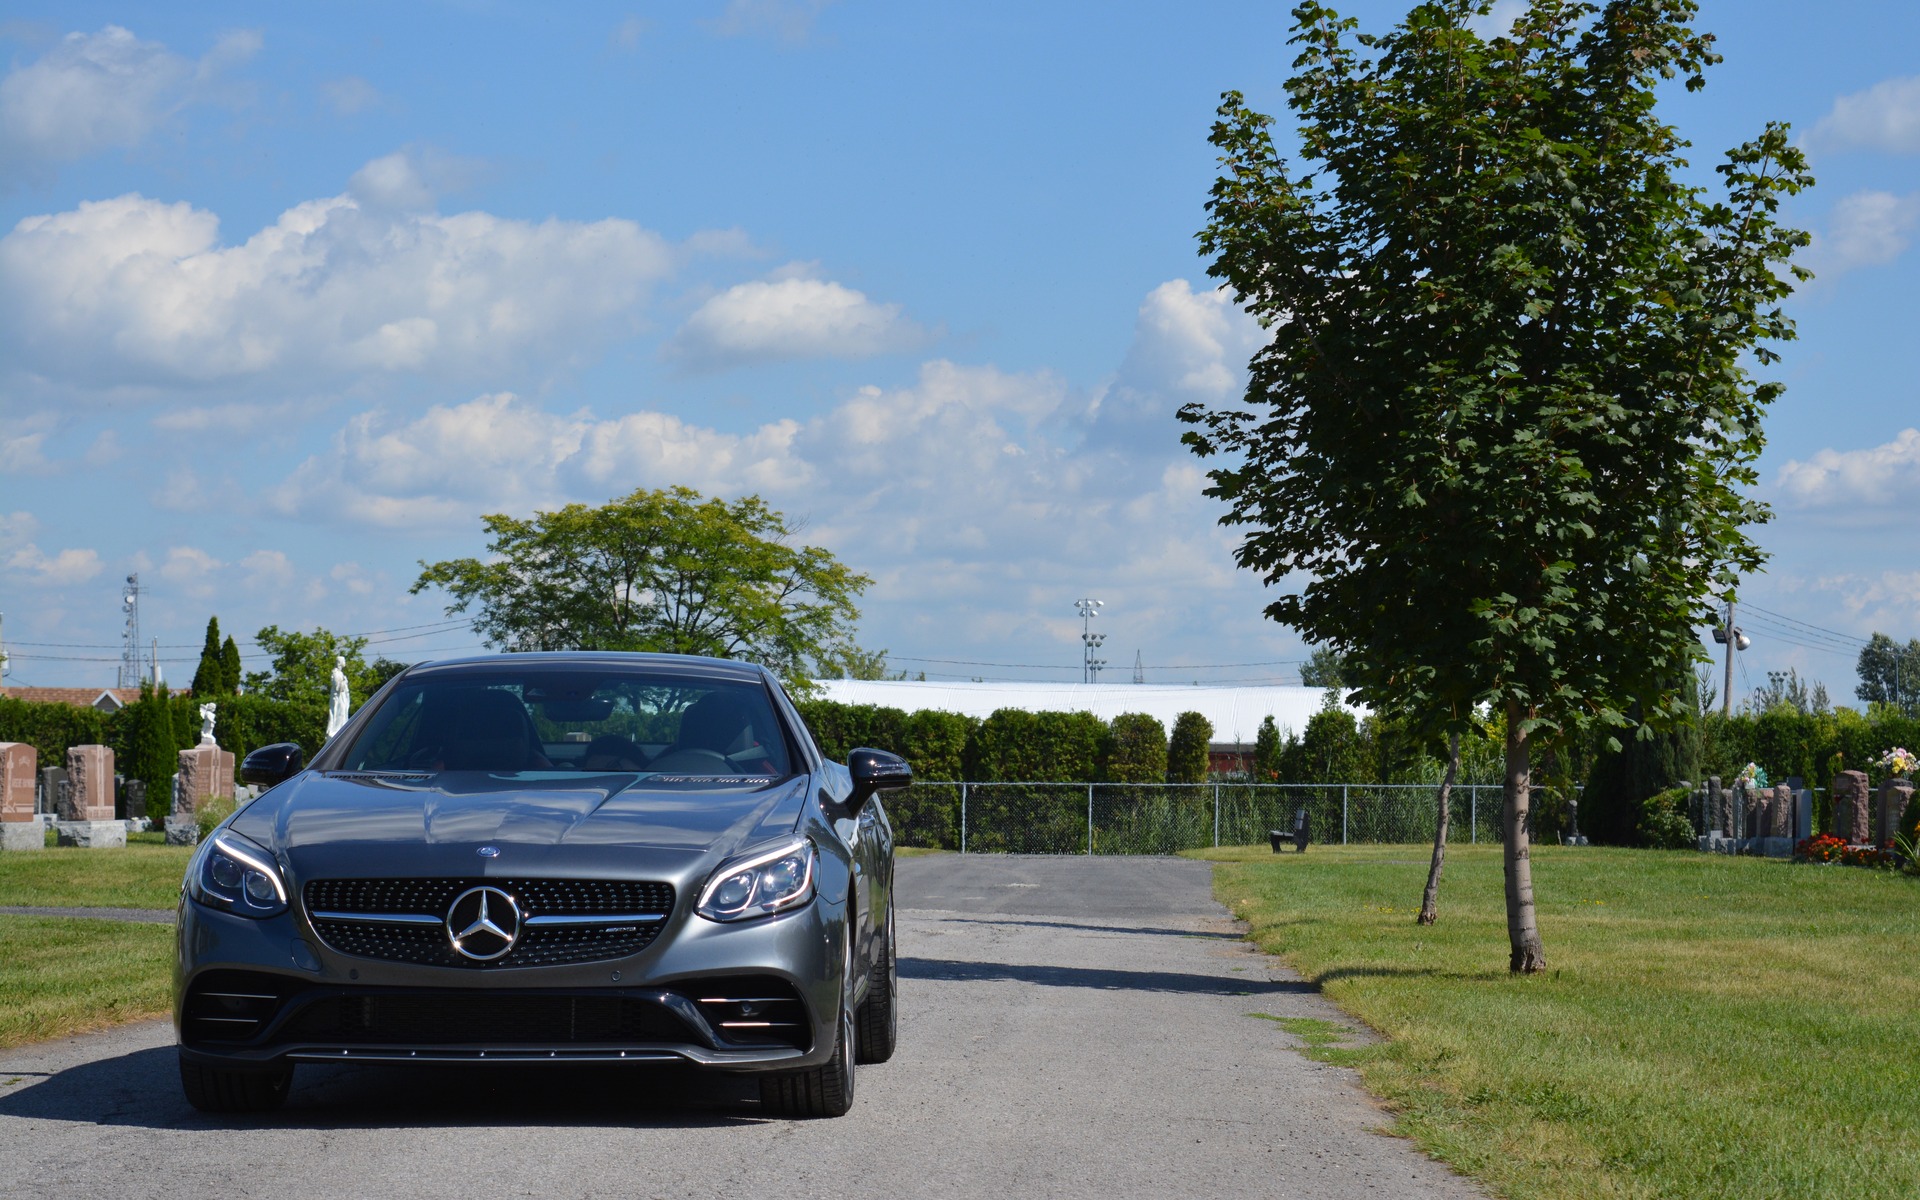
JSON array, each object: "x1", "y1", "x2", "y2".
[
  {"x1": 241, "y1": 743, "x2": 305, "y2": 788},
  {"x1": 846, "y1": 747, "x2": 911, "y2": 814}
]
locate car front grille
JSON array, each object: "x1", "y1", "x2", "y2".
[
  {"x1": 303, "y1": 877, "x2": 676, "y2": 968},
  {"x1": 276, "y1": 991, "x2": 696, "y2": 1045}
]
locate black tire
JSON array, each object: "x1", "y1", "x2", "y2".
[
  {"x1": 759, "y1": 1004, "x2": 856, "y2": 1118},
  {"x1": 855, "y1": 897, "x2": 897, "y2": 1064},
  {"x1": 179, "y1": 1054, "x2": 293, "y2": 1114}
]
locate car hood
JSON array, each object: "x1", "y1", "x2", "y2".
[{"x1": 227, "y1": 770, "x2": 811, "y2": 884}]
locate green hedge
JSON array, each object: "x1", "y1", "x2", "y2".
[{"x1": 0, "y1": 696, "x2": 109, "y2": 770}]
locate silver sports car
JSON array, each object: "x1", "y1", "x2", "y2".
[{"x1": 174, "y1": 652, "x2": 908, "y2": 1118}]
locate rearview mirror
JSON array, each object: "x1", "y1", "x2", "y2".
[
  {"x1": 241, "y1": 743, "x2": 305, "y2": 788},
  {"x1": 846, "y1": 747, "x2": 911, "y2": 815}
]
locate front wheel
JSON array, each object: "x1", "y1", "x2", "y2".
[
  {"x1": 759, "y1": 1004, "x2": 855, "y2": 1118},
  {"x1": 855, "y1": 896, "x2": 897, "y2": 1063},
  {"x1": 179, "y1": 1055, "x2": 293, "y2": 1113}
]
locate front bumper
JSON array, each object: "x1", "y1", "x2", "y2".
[{"x1": 174, "y1": 891, "x2": 848, "y2": 1073}]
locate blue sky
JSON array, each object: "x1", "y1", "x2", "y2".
[{"x1": 1, "y1": 1, "x2": 1916, "y2": 706}]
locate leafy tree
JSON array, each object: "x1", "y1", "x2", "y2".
[
  {"x1": 191, "y1": 618, "x2": 234, "y2": 697},
  {"x1": 220, "y1": 635, "x2": 242, "y2": 695},
  {"x1": 1166, "y1": 711, "x2": 1214, "y2": 783},
  {"x1": 415, "y1": 486, "x2": 869, "y2": 685},
  {"x1": 1298, "y1": 646, "x2": 1348, "y2": 688},
  {"x1": 244, "y1": 626, "x2": 380, "y2": 710},
  {"x1": 1292, "y1": 694, "x2": 1368, "y2": 784},
  {"x1": 123, "y1": 682, "x2": 178, "y2": 821},
  {"x1": 812, "y1": 644, "x2": 919, "y2": 681},
  {"x1": 1583, "y1": 679, "x2": 1702, "y2": 845},
  {"x1": 1855, "y1": 632, "x2": 1920, "y2": 716},
  {"x1": 1750, "y1": 667, "x2": 1826, "y2": 716},
  {"x1": 1103, "y1": 713, "x2": 1170, "y2": 783},
  {"x1": 1184, "y1": 1, "x2": 1810, "y2": 970},
  {"x1": 1253, "y1": 714, "x2": 1283, "y2": 781}
]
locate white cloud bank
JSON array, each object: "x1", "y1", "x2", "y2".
[
  {"x1": 0, "y1": 151, "x2": 675, "y2": 389},
  {"x1": 1807, "y1": 189, "x2": 1920, "y2": 278},
  {"x1": 1775, "y1": 427, "x2": 1920, "y2": 510},
  {"x1": 1808, "y1": 75, "x2": 1920, "y2": 155},
  {"x1": 669, "y1": 272, "x2": 924, "y2": 368},
  {"x1": 6, "y1": 542, "x2": 103, "y2": 586},
  {"x1": 0, "y1": 25, "x2": 259, "y2": 174},
  {"x1": 266, "y1": 279, "x2": 1270, "y2": 656}
]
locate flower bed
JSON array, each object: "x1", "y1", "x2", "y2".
[{"x1": 1793, "y1": 834, "x2": 1898, "y2": 869}]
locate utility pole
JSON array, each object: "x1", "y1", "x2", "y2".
[
  {"x1": 0, "y1": 611, "x2": 9, "y2": 683},
  {"x1": 1714, "y1": 599, "x2": 1749, "y2": 717},
  {"x1": 151, "y1": 636, "x2": 162, "y2": 688},
  {"x1": 1074, "y1": 598, "x2": 1106, "y2": 683}
]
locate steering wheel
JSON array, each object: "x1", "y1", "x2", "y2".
[{"x1": 646, "y1": 748, "x2": 736, "y2": 774}]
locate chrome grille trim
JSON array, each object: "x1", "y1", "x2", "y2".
[{"x1": 310, "y1": 910, "x2": 444, "y2": 926}]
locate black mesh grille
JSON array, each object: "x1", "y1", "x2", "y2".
[
  {"x1": 303, "y1": 877, "x2": 676, "y2": 968},
  {"x1": 182, "y1": 970, "x2": 300, "y2": 1047},
  {"x1": 276, "y1": 992, "x2": 695, "y2": 1045}
]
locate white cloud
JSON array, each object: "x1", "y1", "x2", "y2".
[
  {"x1": 6, "y1": 542, "x2": 103, "y2": 585},
  {"x1": 710, "y1": 0, "x2": 835, "y2": 43},
  {"x1": 669, "y1": 273, "x2": 924, "y2": 367},
  {"x1": 1086, "y1": 279, "x2": 1266, "y2": 450},
  {"x1": 1775, "y1": 427, "x2": 1920, "y2": 510},
  {"x1": 1800, "y1": 570, "x2": 1920, "y2": 638},
  {"x1": 0, "y1": 158, "x2": 675, "y2": 391},
  {"x1": 1808, "y1": 76, "x2": 1920, "y2": 155},
  {"x1": 158, "y1": 545, "x2": 224, "y2": 599},
  {"x1": 319, "y1": 75, "x2": 379, "y2": 116},
  {"x1": 1808, "y1": 190, "x2": 1920, "y2": 278},
  {"x1": 610, "y1": 17, "x2": 649, "y2": 51},
  {"x1": 0, "y1": 26, "x2": 258, "y2": 174},
  {"x1": 0, "y1": 511, "x2": 39, "y2": 550}
]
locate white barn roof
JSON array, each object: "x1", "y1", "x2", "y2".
[{"x1": 809, "y1": 680, "x2": 1363, "y2": 745}]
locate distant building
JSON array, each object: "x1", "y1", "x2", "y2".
[
  {"x1": 0, "y1": 686, "x2": 148, "y2": 713},
  {"x1": 809, "y1": 680, "x2": 1365, "y2": 775}
]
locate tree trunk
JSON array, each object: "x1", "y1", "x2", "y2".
[
  {"x1": 1502, "y1": 700, "x2": 1546, "y2": 973},
  {"x1": 1416, "y1": 731, "x2": 1459, "y2": 926}
]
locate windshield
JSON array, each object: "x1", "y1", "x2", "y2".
[{"x1": 335, "y1": 670, "x2": 795, "y2": 781}]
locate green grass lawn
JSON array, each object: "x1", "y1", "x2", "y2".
[
  {"x1": 1194, "y1": 843, "x2": 1920, "y2": 1200},
  {"x1": 0, "y1": 916, "x2": 176, "y2": 1048},
  {"x1": 0, "y1": 844, "x2": 190, "y2": 909}
]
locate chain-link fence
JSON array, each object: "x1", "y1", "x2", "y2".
[{"x1": 884, "y1": 781, "x2": 1571, "y2": 853}]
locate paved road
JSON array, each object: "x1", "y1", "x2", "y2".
[{"x1": 0, "y1": 855, "x2": 1478, "y2": 1199}]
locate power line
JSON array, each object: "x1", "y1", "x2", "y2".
[
  {"x1": 8, "y1": 618, "x2": 473, "y2": 652},
  {"x1": 1738, "y1": 602, "x2": 1868, "y2": 647},
  {"x1": 888, "y1": 655, "x2": 1306, "y2": 671}
]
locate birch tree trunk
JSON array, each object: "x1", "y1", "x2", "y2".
[
  {"x1": 1503, "y1": 700, "x2": 1546, "y2": 973},
  {"x1": 1416, "y1": 731, "x2": 1459, "y2": 926}
]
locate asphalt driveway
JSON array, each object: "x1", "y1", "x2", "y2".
[{"x1": 0, "y1": 854, "x2": 1478, "y2": 1199}]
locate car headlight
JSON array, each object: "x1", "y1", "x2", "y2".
[
  {"x1": 189, "y1": 833, "x2": 289, "y2": 919},
  {"x1": 697, "y1": 838, "x2": 816, "y2": 923}
]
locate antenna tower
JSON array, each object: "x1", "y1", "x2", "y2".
[
  {"x1": 1132, "y1": 650, "x2": 1143, "y2": 684},
  {"x1": 118, "y1": 574, "x2": 141, "y2": 689}
]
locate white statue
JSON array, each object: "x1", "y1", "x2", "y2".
[
  {"x1": 198, "y1": 702, "x2": 217, "y2": 745},
  {"x1": 326, "y1": 655, "x2": 350, "y2": 738}
]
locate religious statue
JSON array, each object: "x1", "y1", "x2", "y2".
[
  {"x1": 326, "y1": 655, "x2": 351, "y2": 738},
  {"x1": 198, "y1": 702, "x2": 217, "y2": 745}
]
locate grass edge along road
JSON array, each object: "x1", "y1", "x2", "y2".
[
  {"x1": 1195, "y1": 843, "x2": 1920, "y2": 1200},
  {"x1": 0, "y1": 845, "x2": 188, "y2": 1049},
  {"x1": 0, "y1": 916, "x2": 176, "y2": 1050}
]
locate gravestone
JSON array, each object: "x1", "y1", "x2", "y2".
[
  {"x1": 1771, "y1": 784, "x2": 1793, "y2": 838},
  {"x1": 56, "y1": 745, "x2": 125, "y2": 848},
  {"x1": 1877, "y1": 778, "x2": 1914, "y2": 846},
  {"x1": 176, "y1": 745, "x2": 235, "y2": 812},
  {"x1": 38, "y1": 765, "x2": 66, "y2": 815},
  {"x1": 1832, "y1": 770, "x2": 1871, "y2": 843},
  {"x1": 0, "y1": 742, "x2": 40, "y2": 852},
  {"x1": 1707, "y1": 776, "x2": 1727, "y2": 835}
]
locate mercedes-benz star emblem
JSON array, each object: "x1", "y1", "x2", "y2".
[{"x1": 445, "y1": 885, "x2": 521, "y2": 961}]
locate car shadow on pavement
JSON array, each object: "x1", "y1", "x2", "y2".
[
  {"x1": 925, "y1": 916, "x2": 1246, "y2": 940},
  {"x1": 899, "y1": 957, "x2": 1314, "y2": 997},
  {"x1": 0, "y1": 1045, "x2": 774, "y2": 1131}
]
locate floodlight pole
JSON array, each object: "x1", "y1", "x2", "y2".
[{"x1": 1075, "y1": 598, "x2": 1105, "y2": 683}]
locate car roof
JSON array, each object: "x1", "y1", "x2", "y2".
[{"x1": 400, "y1": 651, "x2": 772, "y2": 684}]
